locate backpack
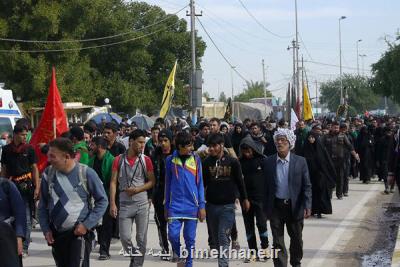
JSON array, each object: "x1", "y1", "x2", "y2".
[{"x1": 116, "y1": 153, "x2": 148, "y2": 182}]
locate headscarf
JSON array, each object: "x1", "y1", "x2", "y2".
[{"x1": 273, "y1": 128, "x2": 296, "y2": 150}]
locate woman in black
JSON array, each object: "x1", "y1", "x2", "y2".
[
  {"x1": 356, "y1": 126, "x2": 375, "y2": 183},
  {"x1": 303, "y1": 132, "x2": 336, "y2": 218},
  {"x1": 230, "y1": 122, "x2": 247, "y2": 156}
]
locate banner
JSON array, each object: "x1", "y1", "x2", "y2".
[
  {"x1": 303, "y1": 83, "x2": 314, "y2": 121},
  {"x1": 159, "y1": 60, "x2": 177, "y2": 118},
  {"x1": 290, "y1": 108, "x2": 299, "y2": 131},
  {"x1": 30, "y1": 67, "x2": 68, "y2": 172}
]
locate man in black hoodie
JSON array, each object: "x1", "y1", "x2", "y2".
[
  {"x1": 239, "y1": 136, "x2": 269, "y2": 262},
  {"x1": 202, "y1": 133, "x2": 250, "y2": 267},
  {"x1": 151, "y1": 129, "x2": 174, "y2": 260}
]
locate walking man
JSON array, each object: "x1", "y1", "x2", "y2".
[
  {"x1": 103, "y1": 122, "x2": 126, "y2": 156},
  {"x1": 165, "y1": 131, "x2": 206, "y2": 267},
  {"x1": 239, "y1": 136, "x2": 269, "y2": 262},
  {"x1": 263, "y1": 128, "x2": 312, "y2": 267},
  {"x1": 109, "y1": 129, "x2": 155, "y2": 267},
  {"x1": 88, "y1": 136, "x2": 115, "y2": 260},
  {"x1": 321, "y1": 121, "x2": 360, "y2": 199},
  {"x1": 151, "y1": 129, "x2": 174, "y2": 260},
  {"x1": 202, "y1": 133, "x2": 250, "y2": 267},
  {"x1": 38, "y1": 138, "x2": 108, "y2": 267}
]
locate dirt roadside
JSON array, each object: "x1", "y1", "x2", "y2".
[{"x1": 336, "y1": 190, "x2": 400, "y2": 267}]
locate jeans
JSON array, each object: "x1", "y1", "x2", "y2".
[
  {"x1": 119, "y1": 201, "x2": 149, "y2": 267},
  {"x1": 22, "y1": 196, "x2": 31, "y2": 251},
  {"x1": 206, "y1": 203, "x2": 236, "y2": 267},
  {"x1": 168, "y1": 219, "x2": 197, "y2": 267}
]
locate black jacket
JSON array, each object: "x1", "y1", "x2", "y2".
[
  {"x1": 263, "y1": 153, "x2": 312, "y2": 220},
  {"x1": 239, "y1": 136, "x2": 267, "y2": 201}
]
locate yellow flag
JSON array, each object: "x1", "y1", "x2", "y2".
[
  {"x1": 303, "y1": 83, "x2": 314, "y2": 121},
  {"x1": 159, "y1": 61, "x2": 177, "y2": 118}
]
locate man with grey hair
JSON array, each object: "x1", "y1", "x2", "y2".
[{"x1": 262, "y1": 128, "x2": 312, "y2": 267}]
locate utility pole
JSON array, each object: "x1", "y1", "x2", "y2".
[
  {"x1": 315, "y1": 80, "x2": 318, "y2": 116},
  {"x1": 187, "y1": 0, "x2": 202, "y2": 125},
  {"x1": 287, "y1": 40, "x2": 297, "y2": 107},
  {"x1": 339, "y1": 16, "x2": 346, "y2": 105},
  {"x1": 301, "y1": 56, "x2": 304, "y2": 119},
  {"x1": 262, "y1": 59, "x2": 267, "y2": 117},
  {"x1": 230, "y1": 66, "x2": 236, "y2": 121},
  {"x1": 294, "y1": 0, "x2": 300, "y2": 107},
  {"x1": 356, "y1": 39, "x2": 362, "y2": 76}
]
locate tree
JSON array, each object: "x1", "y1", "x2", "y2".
[
  {"x1": 0, "y1": 1, "x2": 206, "y2": 114},
  {"x1": 218, "y1": 91, "x2": 227, "y2": 102},
  {"x1": 234, "y1": 80, "x2": 271, "y2": 102},
  {"x1": 319, "y1": 74, "x2": 379, "y2": 116},
  {"x1": 371, "y1": 34, "x2": 400, "y2": 103},
  {"x1": 202, "y1": 91, "x2": 211, "y2": 101}
]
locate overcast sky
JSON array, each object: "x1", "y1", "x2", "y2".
[{"x1": 142, "y1": 0, "x2": 399, "y2": 101}]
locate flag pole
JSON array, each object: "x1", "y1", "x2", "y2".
[{"x1": 53, "y1": 118, "x2": 56, "y2": 139}]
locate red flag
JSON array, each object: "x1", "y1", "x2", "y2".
[
  {"x1": 30, "y1": 67, "x2": 68, "y2": 172},
  {"x1": 295, "y1": 96, "x2": 301, "y2": 119}
]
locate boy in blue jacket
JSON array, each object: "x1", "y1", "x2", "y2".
[{"x1": 165, "y1": 131, "x2": 206, "y2": 267}]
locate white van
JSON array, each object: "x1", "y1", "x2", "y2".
[{"x1": 0, "y1": 83, "x2": 23, "y2": 134}]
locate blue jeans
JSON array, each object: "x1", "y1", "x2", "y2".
[
  {"x1": 206, "y1": 203, "x2": 235, "y2": 267},
  {"x1": 168, "y1": 219, "x2": 197, "y2": 267},
  {"x1": 23, "y1": 196, "x2": 31, "y2": 251}
]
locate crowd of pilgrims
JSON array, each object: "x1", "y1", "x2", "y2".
[{"x1": 1, "y1": 114, "x2": 400, "y2": 266}]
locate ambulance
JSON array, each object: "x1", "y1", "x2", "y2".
[{"x1": 0, "y1": 82, "x2": 23, "y2": 134}]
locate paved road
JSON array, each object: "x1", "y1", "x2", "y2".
[{"x1": 24, "y1": 179, "x2": 396, "y2": 267}]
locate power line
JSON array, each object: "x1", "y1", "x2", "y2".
[
  {"x1": 298, "y1": 34, "x2": 313, "y2": 61},
  {"x1": 196, "y1": 17, "x2": 248, "y2": 82},
  {"x1": 304, "y1": 60, "x2": 370, "y2": 71},
  {"x1": 0, "y1": 21, "x2": 179, "y2": 53},
  {"x1": 0, "y1": 4, "x2": 188, "y2": 44},
  {"x1": 236, "y1": 0, "x2": 293, "y2": 39},
  {"x1": 197, "y1": 2, "x2": 285, "y2": 44}
]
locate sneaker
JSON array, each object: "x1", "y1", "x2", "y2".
[
  {"x1": 22, "y1": 250, "x2": 28, "y2": 258},
  {"x1": 231, "y1": 240, "x2": 240, "y2": 250},
  {"x1": 384, "y1": 189, "x2": 389, "y2": 194},
  {"x1": 98, "y1": 254, "x2": 110, "y2": 260},
  {"x1": 343, "y1": 193, "x2": 348, "y2": 197},
  {"x1": 337, "y1": 196, "x2": 343, "y2": 200},
  {"x1": 160, "y1": 250, "x2": 170, "y2": 261},
  {"x1": 244, "y1": 255, "x2": 257, "y2": 263}
]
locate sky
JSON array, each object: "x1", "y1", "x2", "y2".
[{"x1": 141, "y1": 0, "x2": 400, "y2": 101}]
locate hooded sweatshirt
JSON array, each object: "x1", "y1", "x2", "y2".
[
  {"x1": 239, "y1": 136, "x2": 267, "y2": 201},
  {"x1": 202, "y1": 151, "x2": 248, "y2": 205}
]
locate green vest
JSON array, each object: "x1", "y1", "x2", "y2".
[
  {"x1": 73, "y1": 141, "x2": 90, "y2": 165},
  {"x1": 88, "y1": 151, "x2": 115, "y2": 194}
]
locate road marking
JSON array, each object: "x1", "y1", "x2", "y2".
[
  {"x1": 392, "y1": 226, "x2": 400, "y2": 267},
  {"x1": 307, "y1": 183, "x2": 380, "y2": 267}
]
